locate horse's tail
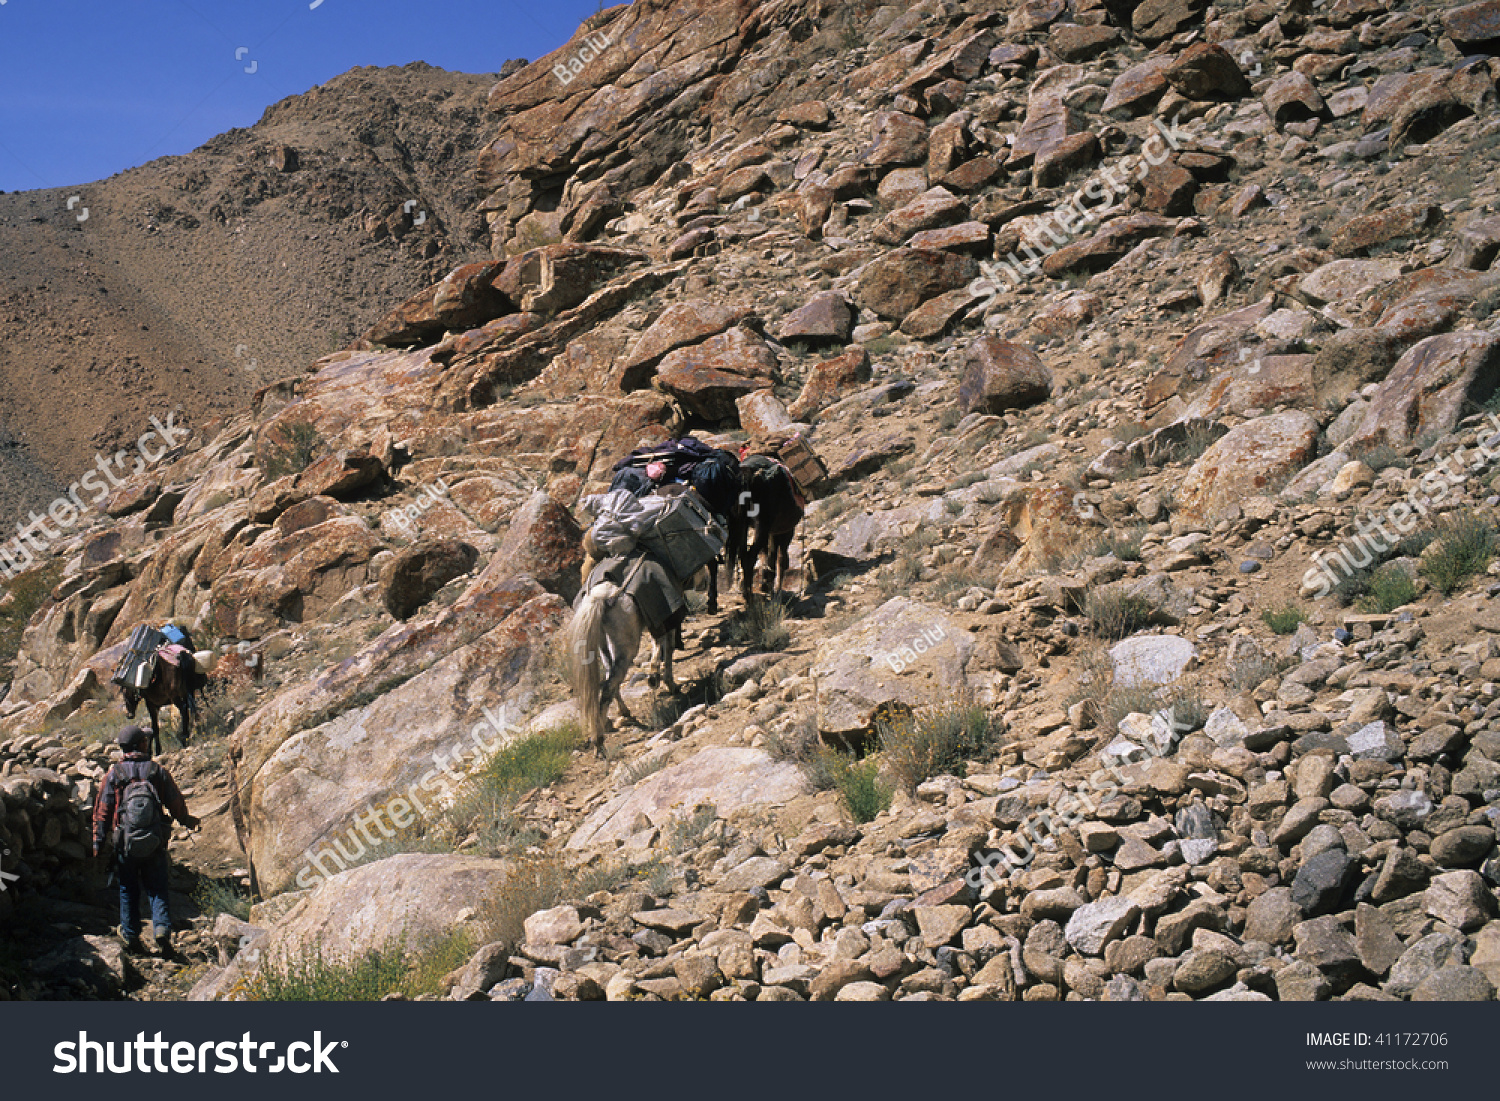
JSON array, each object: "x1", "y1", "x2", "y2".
[{"x1": 565, "y1": 581, "x2": 618, "y2": 750}]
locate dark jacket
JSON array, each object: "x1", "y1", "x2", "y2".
[{"x1": 92, "y1": 751, "x2": 193, "y2": 856}]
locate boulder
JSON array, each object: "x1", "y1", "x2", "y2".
[
  {"x1": 243, "y1": 592, "x2": 567, "y2": 894},
  {"x1": 1349, "y1": 331, "x2": 1500, "y2": 450},
  {"x1": 1164, "y1": 44, "x2": 1251, "y2": 101},
  {"x1": 854, "y1": 249, "x2": 979, "y2": 320},
  {"x1": 811, "y1": 598, "x2": 975, "y2": 742},
  {"x1": 778, "y1": 292, "x2": 853, "y2": 343},
  {"x1": 1443, "y1": 1, "x2": 1500, "y2": 53},
  {"x1": 1132, "y1": 0, "x2": 1206, "y2": 42},
  {"x1": 957, "y1": 338, "x2": 1053, "y2": 414},
  {"x1": 865, "y1": 111, "x2": 928, "y2": 166},
  {"x1": 1109, "y1": 635, "x2": 1197, "y2": 689},
  {"x1": 617, "y1": 301, "x2": 750, "y2": 389},
  {"x1": 568, "y1": 747, "x2": 809, "y2": 849},
  {"x1": 654, "y1": 326, "x2": 780, "y2": 420},
  {"x1": 365, "y1": 262, "x2": 512, "y2": 347},
  {"x1": 494, "y1": 491, "x2": 583, "y2": 603},
  {"x1": 381, "y1": 539, "x2": 480, "y2": 620},
  {"x1": 194, "y1": 854, "x2": 513, "y2": 998},
  {"x1": 1178, "y1": 411, "x2": 1320, "y2": 522},
  {"x1": 788, "y1": 349, "x2": 872, "y2": 422}
]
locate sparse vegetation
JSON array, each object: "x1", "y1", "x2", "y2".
[
  {"x1": 1260, "y1": 605, "x2": 1307, "y2": 635},
  {"x1": 192, "y1": 876, "x2": 254, "y2": 922},
  {"x1": 725, "y1": 599, "x2": 791, "y2": 651},
  {"x1": 1420, "y1": 511, "x2": 1496, "y2": 594},
  {"x1": 260, "y1": 418, "x2": 324, "y2": 480},
  {"x1": 1084, "y1": 584, "x2": 1157, "y2": 640},
  {"x1": 878, "y1": 699, "x2": 997, "y2": 793},
  {"x1": 1358, "y1": 563, "x2": 1419, "y2": 613},
  {"x1": 831, "y1": 754, "x2": 893, "y2": 823},
  {"x1": 242, "y1": 928, "x2": 476, "y2": 1001}
]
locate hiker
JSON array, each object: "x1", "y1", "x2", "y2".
[{"x1": 91, "y1": 724, "x2": 200, "y2": 956}]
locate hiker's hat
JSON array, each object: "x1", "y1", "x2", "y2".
[{"x1": 117, "y1": 725, "x2": 149, "y2": 749}]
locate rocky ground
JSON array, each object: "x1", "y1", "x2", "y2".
[{"x1": 3, "y1": 0, "x2": 1500, "y2": 1002}]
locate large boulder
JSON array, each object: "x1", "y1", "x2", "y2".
[
  {"x1": 1349, "y1": 331, "x2": 1500, "y2": 450},
  {"x1": 568, "y1": 747, "x2": 810, "y2": 849},
  {"x1": 617, "y1": 301, "x2": 750, "y2": 389},
  {"x1": 811, "y1": 598, "x2": 975, "y2": 743},
  {"x1": 958, "y1": 337, "x2": 1053, "y2": 414},
  {"x1": 1178, "y1": 412, "x2": 1320, "y2": 523},
  {"x1": 653, "y1": 326, "x2": 780, "y2": 421},
  {"x1": 365, "y1": 262, "x2": 512, "y2": 348},
  {"x1": 191, "y1": 854, "x2": 513, "y2": 999},
  {"x1": 1163, "y1": 43, "x2": 1251, "y2": 101},
  {"x1": 381, "y1": 538, "x2": 480, "y2": 620},
  {"x1": 854, "y1": 249, "x2": 979, "y2": 320},
  {"x1": 244, "y1": 591, "x2": 566, "y2": 894},
  {"x1": 494, "y1": 491, "x2": 584, "y2": 602}
]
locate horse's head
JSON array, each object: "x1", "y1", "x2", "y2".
[{"x1": 121, "y1": 688, "x2": 140, "y2": 717}]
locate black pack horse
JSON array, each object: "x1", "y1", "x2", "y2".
[
  {"x1": 120, "y1": 630, "x2": 203, "y2": 755},
  {"x1": 684, "y1": 448, "x2": 748, "y2": 615},
  {"x1": 739, "y1": 455, "x2": 804, "y2": 601}
]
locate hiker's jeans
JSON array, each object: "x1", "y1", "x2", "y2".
[{"x1": 117, "y1": 849, "x2": 171, "y2": 939}]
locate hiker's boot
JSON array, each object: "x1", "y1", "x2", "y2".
[
  {"x1": 157, "y1": 931, "x2": 181, "y2": 959},
  {"x1": 121, "y1": 932, "x2": 147, "y2": 956}
]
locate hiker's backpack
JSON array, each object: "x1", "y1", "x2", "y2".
[{"x1": 114, "y1": 764, "x2": 167, "y2": 861}]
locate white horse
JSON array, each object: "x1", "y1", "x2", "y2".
[{"x1": 565, "y1": 575, "x2": 680, "y2": 757}]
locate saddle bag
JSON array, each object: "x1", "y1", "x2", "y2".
[
  {"x1": 112, "y1": 625, "x2": 167, "y2": 690},
  {"x1": 641, "y1": 486, "x2": 727, "y2": 580}
]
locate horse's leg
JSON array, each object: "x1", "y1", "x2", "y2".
[
  {"x1": 180, "y1": 684, "x2": 192, "y2": 748},
  {"x1": 705, "y1": 559, "x2": 719, "y2": 615},
  {"x1": 776, "y1": 532, "x2": 793, "y2": 596},
  {"x1": 147, "y1": 703, "x2": 162, "y2": 757},
  {"x1": 656, "y1": 631, "x2": 678, "y2": 694}
]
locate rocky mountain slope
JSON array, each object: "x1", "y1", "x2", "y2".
[
  {"x1": 3, "y1": 0, "x2": 1500, "y2": 1003},
  {"x1": 0, "y1": 61, "x2": 509, "y2": 524}
]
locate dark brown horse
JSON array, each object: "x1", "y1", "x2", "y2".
[
  {"x1": 739, "y1": 455, "x2": 804, "y2": 601},
  {"x1": 121, "y1": 655, "x2": 197, "y2": 755}
]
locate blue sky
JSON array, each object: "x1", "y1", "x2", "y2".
[{"x1": 0, "y1": 0, "x2": 617, "y2": 192}]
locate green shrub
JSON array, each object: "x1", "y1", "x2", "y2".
[
  {"x1": 879, "y1": 700, "x2": 997, "y2": 793},
  {"x1": 1092, "y1": 526, "x2": 1146, "y2": 562},
  {"x1": 725, "y1": 599, "x2": 791, "y2": 651},
  {"x1": 244, "y1": 929, "x2": 476, "y2": 1001},
  {"x1": 1260, "y1": 605, "x2": 1307, "y2": 635},
  {"x1": 1420, "y1": 512, "x2": 1496, "y2": 594},
  {"x1": 1357, "y1": 564, "x2": 1419, "y2": 613},
  {"x1": 192, "y1": 877, "x2": 253, "y2": 922},
  {"x1": 480, "y1": 723, "x2": 579, "y2": 800},
  {"x1": 830, "y1": 755, "x2": 893, "y2": 823}
]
